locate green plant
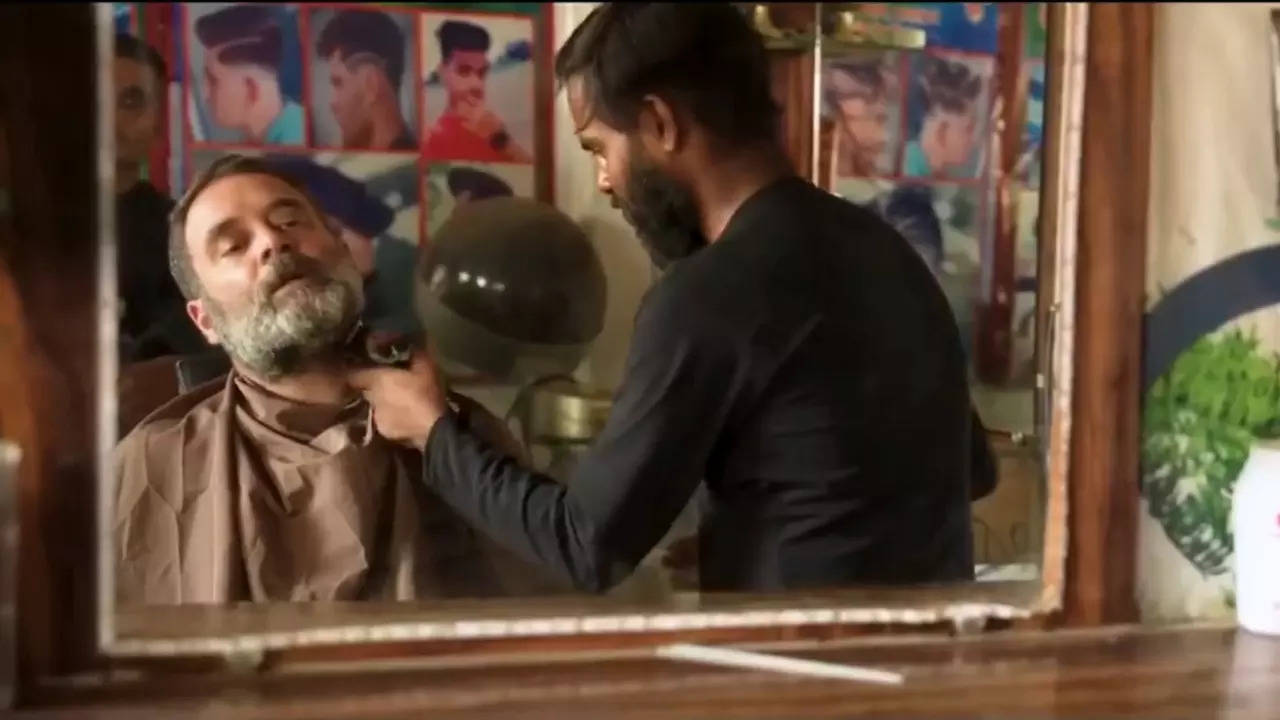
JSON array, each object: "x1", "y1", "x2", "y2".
[{"x1": 1142, "y1": 329, "x2": 1280, "y2": 576}]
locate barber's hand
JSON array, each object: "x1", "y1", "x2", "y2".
[{"x1": 347, "y1": 349, "x2": 449, "y2": 450}]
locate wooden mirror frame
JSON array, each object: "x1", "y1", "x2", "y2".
[{"x1": 0, "y1": 1, "x2": 1151, "y2": 704}]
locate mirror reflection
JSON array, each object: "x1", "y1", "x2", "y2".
[{"x1": 110, "y1": 2, "x2": 1050, "y2": 613}]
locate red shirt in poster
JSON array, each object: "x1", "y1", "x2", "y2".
[{"x1": 424, "y1": 111, "x2": 509, "y2": 163}]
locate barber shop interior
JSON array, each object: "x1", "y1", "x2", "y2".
[{"x1": 0, "y1": 2, "x2": 1278, "y2": 717}]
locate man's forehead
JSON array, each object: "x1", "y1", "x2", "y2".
[
  {"x1": 114, "y1": 57, "x2": 154, "y2": 86},
  {"x1": 565, "y1": 77, "x2": 599, "y2": 135},
  {"x1": 839, "y1": 94, "x2": 883, "y2": 109},
  {"x1": 205, "y1": 49, "x2": 241, "y2": 75},
  {"x1": 327, "y1": 50, "x2": 352, "y2": 72},
  {"x1": 448, "y1": 49, "x2": 488, "y2": 65},
  {"x1": 186, "y1": 173, "x2": 306, "y2": 236}
]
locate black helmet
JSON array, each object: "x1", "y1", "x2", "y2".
[{"x1": 416, "y1": 197, "x2": 607, "y2": 381}]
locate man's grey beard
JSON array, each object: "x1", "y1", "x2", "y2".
[{"x1": 205, "y1": 254, "x2": 364, "y2": 380}]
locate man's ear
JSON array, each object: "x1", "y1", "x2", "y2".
[
  {"x1": 186, "y1": 299, "x2": 220, "y2": 345},
  {"x1": 245, "y1": 74, "x2": 259, "y2": 105},
  {"x1": 923, "y1": 112, "x2": 946, "y2": 142},
  {"x1": 354, "y1": 63, "x2": 380, "y2": 99},
  {"x1": 637, "y1": 93, "x2": 682, "y2": 155}
]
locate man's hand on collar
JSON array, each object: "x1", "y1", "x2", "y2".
[{"x1": 347, "y1": 347, "x2": 452, "y2": 450}]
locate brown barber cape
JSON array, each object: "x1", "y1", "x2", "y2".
[{"x1": 114, "y1": 372, "x2": 558, "y2": 605}]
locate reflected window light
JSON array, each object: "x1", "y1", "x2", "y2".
[
  {"x1": 493, "y1": 282, "x2": 506, "y2": 292},
  {"x1": 459, "y1": 271, "x2": 470, "y2": 283}
]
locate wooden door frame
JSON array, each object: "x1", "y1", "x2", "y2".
[{"x1": 1060, "y1": 2, "x2": 1153, "y2": 626}]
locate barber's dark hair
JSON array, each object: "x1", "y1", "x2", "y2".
[
  {"x1": 168, "y1": 154, "x2": 322, "y2": 300},
  {"x1": 919, "y1": 55, "x2": 982, "y2": 115},
  {"x1": 554, "y1": 3, "x2": 780, "y2": 147},
  {"x1": 115, "y1": 33, "x2": 168, "y2": 85},
  {"x1": 316, "y1": 10, "x2": 406, "y2": 89}
]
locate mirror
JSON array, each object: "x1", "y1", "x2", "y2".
[
  {"x1": 100, "y1": 2, "x2": 1083, "y2": 657},
  {"x1": 808, "y1": 1, "x2": 1056, "y2": 577}
]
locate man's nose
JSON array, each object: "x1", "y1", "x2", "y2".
[
  {"x1": 595, "y1": 166, "x2": 612, "y2": 195},
  {"x1": 254, "y1": 226, "x2": 295, "y2": 265}
]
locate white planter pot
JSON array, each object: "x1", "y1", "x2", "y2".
[{"x1": 1232, "y1": 438, "x2": 1280, "y2": 636}]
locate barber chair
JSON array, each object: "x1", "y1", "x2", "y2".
[
  {"x1": 116, "y1": 349, "x2": 230, "y2": 436},
  {"x1": 174, "y1": 349, "x2": 231, "y2": 393}
]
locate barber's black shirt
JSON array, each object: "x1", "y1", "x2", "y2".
[{"x1": 424, "y1": 176, "x2": 987, "y2": 593}]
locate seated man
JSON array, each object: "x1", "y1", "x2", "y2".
[{"x1": 114, "y1": 154, "x2": 555, "y2": 605}]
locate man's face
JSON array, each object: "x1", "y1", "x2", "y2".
[
  {"x1": 440, "y1": 49, "x2": 488, "y2": 110},
  {"x1": 203, "y1": 52, "x2": 250, "y2": 130},
  {"x1": 327, "y1": 52, "x2": 371, "y2": 145},
  {"x1": 930, "y1": 108, "x2": 978, "y2": 171},
  {"x1": 836, "y1": 93, "x2": 890, "y2": 173},
  {"x1": 567, "y1": 79, "x2": 705, "y2": 270},
  {"x1": 114, "y1": 57, "x2": 162, "y2": 167},
  {"x1": 183, "y1": 172, "x2": 363, "y2": 377}
]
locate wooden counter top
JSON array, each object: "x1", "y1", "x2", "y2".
[{"x1": 10, "y1": 622, "x2": 1278, "y2": 718}]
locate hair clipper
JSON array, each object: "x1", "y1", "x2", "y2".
[{"x1": 342, "y1": 322, "x2": 414, "y2": 369}]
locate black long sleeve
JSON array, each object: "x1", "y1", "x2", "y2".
[
  {"x1": 423, "y1": 284, "x2": 747, "y2": 592},
  {"x1": 422, "y1": 177, "x2": 978, "y2": 593}
]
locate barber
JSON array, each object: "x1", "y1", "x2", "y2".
[{"x1": 351, "y1": 3, "x2": 994, "y2": 593}]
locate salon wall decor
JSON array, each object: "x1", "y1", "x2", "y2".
[{"x1": 114, "y1": 2, "x2": 553, "y2": 334}]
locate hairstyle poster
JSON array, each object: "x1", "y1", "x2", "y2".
[
  {"x1": 424, "y1": 160, "x2": 535, "y2": 237},
  {"x1": 420, "y1": 12, "x2": 536, "y2": 165},
  {"x1": 308, "y1": 7, "x2": 420, "y2": 151},
  {"x1": 185, "y1": 4, "x2": 307, "y2": 146},
  {"x1": 823, "y1": 49, "x2": 903, "y2": 179},
  {"x1": 826, "y1": 3, "x2": 1044, "y2": 388},
  {"x1": 113, "y1": 3, "x2": 550, "y2": 333}
]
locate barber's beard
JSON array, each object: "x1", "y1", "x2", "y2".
[
  {"x1": 205, "y1": 254, "x2": 364, "y2": 380},
  {"x1": 616, "y1": 143, "x2": 707, "y2": 270}
]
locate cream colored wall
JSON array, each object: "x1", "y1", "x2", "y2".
[
  {"x1": 1139, "y1": 2, "x2": 1280, "y2": 622},
  {"x1": 1146, "y1": 2, "x2": 1280, "y2": 335}
]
